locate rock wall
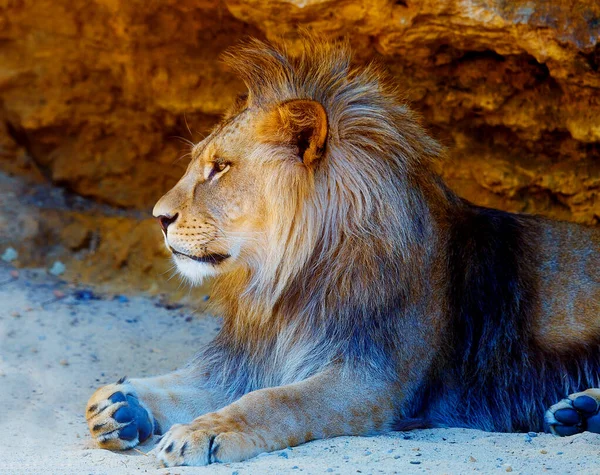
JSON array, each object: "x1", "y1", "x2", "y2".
[{"x1": 0, "y1": 0, "x2": 598, "y2": 290}]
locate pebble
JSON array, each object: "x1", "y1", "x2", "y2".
[
  {"x1": 74, "y1": 289, "x2": 98, "y2": 301},
  {"x1": 53, "y1": 290, "x2": 66, "y2": 299},
  {"x1": 524, "y1": 435, "x2": 532, "y2": 443},
  {"x1": 59, "y1": 359, "x2": 69, "y2": 366},
  {"x1": 469, "y1": 456, "x2": 477, "y2": 462},
  {"x1": 11, "y1": 311, "x2": 20, "y2": 318},
  {"x1": 364, "y1": 450, "x2": 372, "y2": 456},
  {"x1": 49, "y1": 261, "x2": 66, "y2": 276},
  {"x1": 278, "y1": 451, "x2": 289, "y2": 458},
  {"x1": 114, "y1": 295, "x2": 129, "y2": 303},
  {"x1": 504, "y1": 465, "x2": 513, "y2": 472},
  {"x1": 528, "y1": 432, "x2": 538, "y2": 437},
  {"x1": 410, "y1": 461, "x2": 421, "y2": 465},
  {"x1": 1, "y1": 247, "x2": 18, "y2": 262},
  {"x1": 540, "y1": 449, "x2": 548, "y2": 454},
  {"x1": 10, "y1": 270, "x2": 19, "y2": 278}
]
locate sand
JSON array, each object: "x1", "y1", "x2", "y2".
[{"x1": 1, "y1": 261, "x2": 599, "y2": 475}]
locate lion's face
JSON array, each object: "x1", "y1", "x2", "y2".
[
  {"x1": 153, "y1": 109, "x2": 267, "y2": 283},
  {"x1": 153, "y1": 99, "x2": 327, "y2": 284}
]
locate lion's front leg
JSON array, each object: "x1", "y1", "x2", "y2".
[
  {"x1": 86, "y1": 369, "x2": 225, "y2": 450},
  {"x1": 153, "y1": 368, "x2": 397, "y2": 467}
]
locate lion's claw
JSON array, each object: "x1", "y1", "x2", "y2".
[{"x1": 86, "y1": 383, "x2": 155, "y2": 450}]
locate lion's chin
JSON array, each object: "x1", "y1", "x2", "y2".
[{"x1": 173, "y1": 254, "x2": 222, "y2": 286}]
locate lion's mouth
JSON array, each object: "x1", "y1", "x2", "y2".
[{"x1": 171, "y1": 249, "x2": 230, "y2": 265}]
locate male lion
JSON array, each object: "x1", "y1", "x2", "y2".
[{"x1": 86, "y1": 37, "x2": 600, "y2": 467}]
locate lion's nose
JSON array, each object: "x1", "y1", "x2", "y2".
[{"x1": 157, "y1": 213, "x2": 178, "y2": 233}]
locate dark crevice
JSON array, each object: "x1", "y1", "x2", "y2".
[
  {"x1": 4, "y1": 121, "x2": 53, "y2": 182},
  {"x1": 579, "y1": 43, "x2": 600, "y2": 72},
  {"x1": 458, "y1": 49, "x2": 506, "y2": 63}
]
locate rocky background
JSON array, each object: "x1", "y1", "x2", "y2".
[{"x1": 0, "y1": 0, "x2": 598, "y2": 294}]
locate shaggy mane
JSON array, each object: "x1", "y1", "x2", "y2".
[
  {"x1": 223, "y1": 36, "x2": 442, "y2": 171},
  {"x1": 204, "y1": 36, "x2": 452, "y2": 398}
]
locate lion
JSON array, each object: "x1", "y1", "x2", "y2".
[{"x1": 86, "y1": 36, "x2": 600, "y2": 467}]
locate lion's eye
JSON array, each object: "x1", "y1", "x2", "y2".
[{"x1": 206, "y1": 160, "x2": 231, "y2": 181}]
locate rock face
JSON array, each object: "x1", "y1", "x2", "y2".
[{"x1": 0, "y1": 0, "x2": 598, "y2": 288}]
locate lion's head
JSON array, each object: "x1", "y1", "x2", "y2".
[{"x1": 153, "y1": 36, "x2": 443, "y2": 311}]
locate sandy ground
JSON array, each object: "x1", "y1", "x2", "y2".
[{"x1": 1, "y1": 262, "x2": 600, "y2": 475}]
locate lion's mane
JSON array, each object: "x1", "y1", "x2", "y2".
[{"x1": 201, "y1": 36, "x2": 452, "y2": 402}]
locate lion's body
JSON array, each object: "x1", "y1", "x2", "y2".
[{"x1": 86, "y1": 37, "x2": 600, "y2": 466}]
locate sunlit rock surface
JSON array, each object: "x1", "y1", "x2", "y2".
[{"x1": 0, "y1": 0, "x2": 598, "y2": 288}]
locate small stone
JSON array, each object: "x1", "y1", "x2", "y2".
[
  {"x1": 364, "y1": 450, "x2": 372, "y2": 456},
  {"x1": 53, "y1": 290, "x2": 66, "y2": 299},
  {"x1": 9, "y1": 270, "x2": 19, "y2": 278},
  {"x1": 74, "y1": 289, "x2": 98, "y2": 301},
  {"x1": 557, "y1": 451, "x2": 563, "y2": 455},
  {"x1": 505, "y1": 465, "x2": 513, "y2": 472},
  {"x1": 469, "y1": 456, "x2": 477, "y2": 462},
  {"x1": 528, "y1": 432, "x2": 538, "y2": 437},
  {"x1": 278, "y1": 451, "x2": 289, "y2": 458},
  {"x1": 410, "y1": 461, "x2": 421, "y2": 465},
  {"x1": 1, "y1": 247, "x2": 18, "y2": 262},
  {"x1": 524, "y1": 435, "x2": 532, "y2": 443},
  {"x1": 59, "y1": 359, "x2": 69, "y2": 366},
  {"x1": 49, "y1": 261, "x2": 66, "y2": 276},
  {"x1": 11, "y1": 311, "x2": 20, "y2": 318},
  {"x1": 540, "y1": 449, "x2": 548, "y2": 454},
  {"x1": 393, "y1": 455, "x2": 401, "y2": 459}
]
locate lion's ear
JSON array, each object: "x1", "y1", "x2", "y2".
[{"x1": 261, "y1": 99, "x2": 328, "y2": 166}]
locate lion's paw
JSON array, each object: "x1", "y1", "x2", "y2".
[
  {"x1": 545, "y1": 389, "x2": 600, "y2": 436},
  {"x1": 153, "y1": 415, "x2": 258, "y2": 467},
  {"x1": 86, "y1": 379, "x2": 155, "y2": 450}
]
